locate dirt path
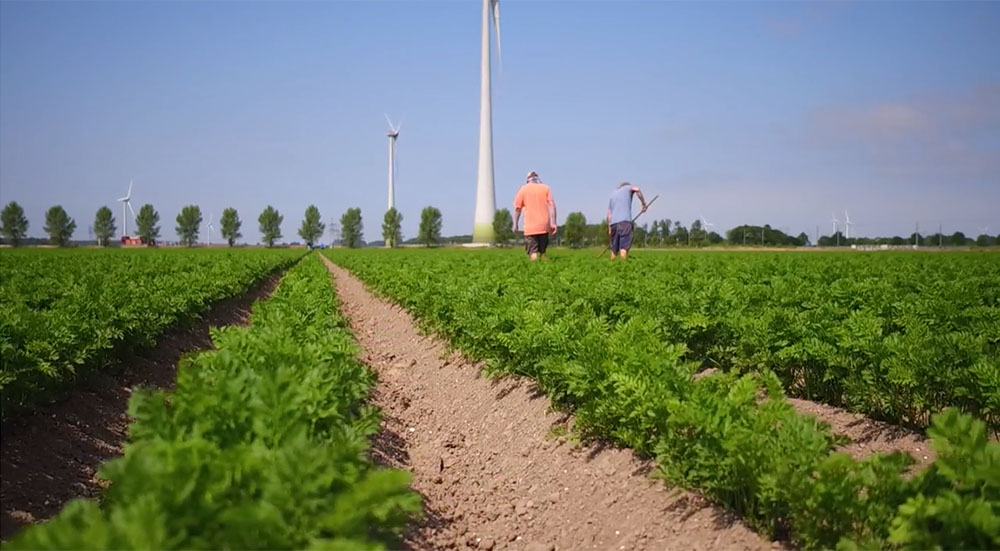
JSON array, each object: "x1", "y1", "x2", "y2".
[
  {"x1": 0, "y1": 271, "x2": 284, "y2": 540},
  {"x1": 323, "y1": 258, "x2": 778, "y2": 551}
]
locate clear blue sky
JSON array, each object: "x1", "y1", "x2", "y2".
[{"x1": 2, "y1": 1, "x2": 998, "y2": 243}]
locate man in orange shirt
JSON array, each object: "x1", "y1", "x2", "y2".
[{"x1": 512, "y1": 171, "x2": 557, "y2": 260}]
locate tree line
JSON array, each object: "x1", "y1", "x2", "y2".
[
  {"x1": 3, "y1": 200, "x2": 997, "y2": 249},
  {"x1": 0, "y1": 201, "x2": 448, "y2": 248}
]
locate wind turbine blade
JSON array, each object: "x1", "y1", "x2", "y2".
[
  {"x1": 126, "y1": 180, "x2": 133, "y2": 200},
  {"x1": 491, "y1": 0, "x2": 502, "y2": 74},
  {"x1": 395, "y1": 119, "x2": 402, "y2": 134},
  {"x1": 127, "y1": 202, "x2": 137, "y2": 220},
  {"x1": 385, "y1": 113, "x2": 394, "y2": 130}
]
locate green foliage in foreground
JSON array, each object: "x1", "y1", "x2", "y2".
[
  {"x1": 0, "y1": 248, "x2": 304, "y2": 418},
  {"x1": 325, "y1": 248, "x2": 1000, "y2": 549},
  {"x1": 8, "y1": 254, "x2": 420, "y2": 550}
]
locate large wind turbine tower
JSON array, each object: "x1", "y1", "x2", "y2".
[
  {"x1": 385, "y1": 115, "x2": 400, "y2": 210},
  {"x1": 472, "y1": 0, "x2": 501, "y2": 244}
]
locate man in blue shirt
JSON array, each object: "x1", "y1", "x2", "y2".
[{"x1": 606, "y1": 181, "x2": 648, "y2": 260}]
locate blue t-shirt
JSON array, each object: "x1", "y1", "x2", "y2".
[{"x1": 608, "y1": 186, "x2": 634, "y2": 224}]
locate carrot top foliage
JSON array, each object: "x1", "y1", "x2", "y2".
[
  {"x1": 0, "y1": 247, "x2": 304, "y2": 418},
  {"x1": 326, "y1": 248, "x2": 1000, "y2": 549}
]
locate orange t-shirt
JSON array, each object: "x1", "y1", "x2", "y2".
[{"x1": 513, "y1": 183, "x2": 553, "y2": 235}]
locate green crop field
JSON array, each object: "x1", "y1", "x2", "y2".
[
  {"x1": 0, "y1": 247, "x2": 304, "y2": 418},
  {"x1": 325, "y1": 247, "x2": 1000, "y2": 550},
  {"x1": 7, "y1": 253, "x2": 418, "y2": 550}
]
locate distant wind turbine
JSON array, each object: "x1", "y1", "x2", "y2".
[
  {"x1": 385, "y1": 114, "x2": 401, "y2": 211},
  {"x1": 700, "y1": 214, "x2": 715, "y2": 234},
  {"x1": 118, "y1": 181, "x2": 136, "y2": 238},
  {"x1": 844, "y1": 210, "x2": 852, "y2": 239},
  {"x1": 831, "y1": 211, "x2": 839, "y2": 236},
  {"x1": 472, "y1": 0, "x2": 502, "y2": 244},
  {"x1": 206, "y1": 213, "x2": 214, "y2": 246}
]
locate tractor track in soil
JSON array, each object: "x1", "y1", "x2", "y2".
[
  {"x1": 323, "y1": 257, "x2": 781, "y2": 551},
  {"x1": 0, "y1": 270, "x2": 284, "y2": 540}
]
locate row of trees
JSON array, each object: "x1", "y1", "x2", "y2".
[
  {"x1": 0, "y1": 201, "x2": 450, "y2": 248},
  {"x1": 4, "y1": 200, "x2": 998, "y2": 249},
  {"x1": 0, "y1": 201, "x2": 311, "y2": 248}
]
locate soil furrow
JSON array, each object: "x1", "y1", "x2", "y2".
[
  {"x1": 323, "y1": 257, "x2": 779, "y2": 551},
  {"x1": 0, "y1": 270, "x2": 284, "y2": 540},
  {"x1": 786, "y1": 398, "x2": 935, "y2": 470}
]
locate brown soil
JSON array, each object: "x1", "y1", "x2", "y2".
[
  {"x1": 0, "y1": 272, "x2": 283, "y2": 540},
  {"x1": 786, "y1": 398, "x2": 935, "y2": 471},
  {"x1": 323, "y1": 257, "x2": 780, "y2": 551}
]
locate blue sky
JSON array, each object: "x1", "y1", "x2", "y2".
[{"x1": 2, "y1": 1, "x2": 998, "y2": 243}]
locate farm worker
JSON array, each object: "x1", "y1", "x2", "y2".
[
  {"x1": 606, "y1": 181, "x2": 648, "y2": 260},
  {"x1": 513, "y1": 171, "x2": 558, "y2": 261}
]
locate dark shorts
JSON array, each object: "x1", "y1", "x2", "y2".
[
  {"x1": 610, "y1": 221, "x2": 633, "y2": 253},
  {"x1": 524, "y1": 233, "x2": 549, "y2": 255}
]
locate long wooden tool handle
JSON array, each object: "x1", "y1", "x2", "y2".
[{"x1": 598, "y1": 194, "x2": 659, "y2": 258}]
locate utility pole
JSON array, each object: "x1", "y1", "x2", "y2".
[
  {"x1": 761, "y1": 227, "x2": 765, "y2": 246},
  {"x1": 815, "y1": 225, "x2": 819, "y2": 247},
  {"x1": 939, "y1": 223, "x2": 943, "y2": 247},
  {"x1": 915, "y1": 222, "x2": 919, "y2": 248}
]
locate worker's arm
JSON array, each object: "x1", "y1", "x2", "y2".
[
  {"x1": 512, "y1": 207, "x2": 521, "y2": 232},
  {"x1": 548, "y1": 196, "x2": 558, "y2": 235},
  {"x1": 607, "y1": 209, "x2": 613, "y2": 234},
  {"x1": 631, "y1": 186, "x2": 649, "y2": 212}
]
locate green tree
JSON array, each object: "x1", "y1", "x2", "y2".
[
  {"x1": 689, "y1": 219, "x2": 705, "y2": 244},
  {"x1": 136, "y1": 204, "x2": 160, "y2": 245},
  {"x1": 672, "y1": 221, "x2": 688, "y2": 246},
  {"x1": 93, "y1": 206, "x2": 116, "y2": 247},
  {"x1": 340, "y1": 207, "x2": 363, "y2": 248},
  {"x1": 43, "y1": 205, "x2": 76, "y2": 247},
  {"x1": 382, "y1": 207, "x2": 402, "y2": 248},
  {"x1": 1, "y1": 201, "x2": 29, "y2": 246},
  {"x1": 418, "y1": 206, "x2": 442, "y2": 247},
  {"x1": 258, "y1": 205, "x2": 283, "y2": 247},
  {"x1": 175, "y1": 205, "x2": 202, "y2": 247},
  {"x1": 949, "y1": 231, "x2": 968, "y2": 246},
  {"x1": 220, "y1": 207, "x2": 242, "y2": 247},
  {"x1": 492, "y1": 208, "x2": 514, "y2": 246},
  {"x1": 975, "y1": 234, "x2": 995, "y2": 247},
  {"x1": 298, "y1": 205, "x2": 325, "y2": 247},
  {"x1": 564, "y1": 212, "x2": 587, "y2": 248},
  {"x1": 797, "y1": 232, "x2": 810, "y2": 246}
]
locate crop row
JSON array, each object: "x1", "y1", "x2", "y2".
[
  {"x1": 326, "y1": 248, "x2": 999, "y2": 549},
  {"x1": 0, "y1": 248, "x2": 304, "y2": 418},
  {"x1": 9, "y1": 253, "x2": 420, "y2": 549}
]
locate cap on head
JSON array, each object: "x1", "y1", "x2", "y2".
[
  {"x1": 526, "y1": 171, "x2": 539, "y2": 181},
  {"x1": 618, "y1": 181, "x2": 630, "y2": 188}
]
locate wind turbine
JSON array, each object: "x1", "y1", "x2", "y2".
[
  {"x1": 206, "y1": 213, "x2": 214, "y2": 246},
  {"x1": 831, "y1": 211, "x2": 839, "y2": 236},
  {"x1": 118, "y1": 181, "x2": 136, "y2": 238},
  {"x1": 385, "y1": 114, "x2": 401, "y2": 211},
  {"x1": 843, "y1": 210, "x2": 852, "y2": 239},
  {"x1": 472, "y1": 0, "x2": 502, "y2": 244},
  {"x1": 700, "y1": 214, "x2": 716, "y2": 235}
]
